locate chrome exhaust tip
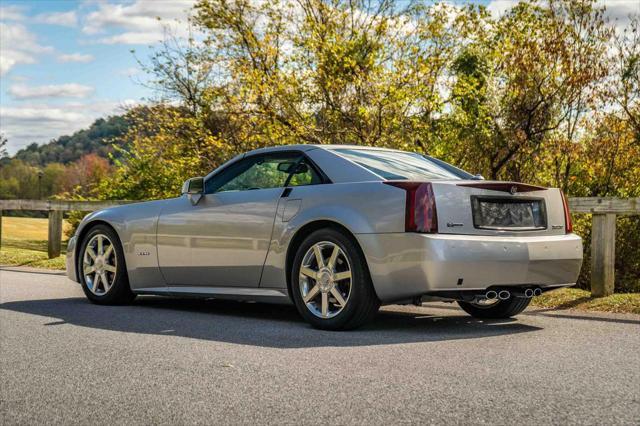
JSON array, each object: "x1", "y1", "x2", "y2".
[
  {"x1": 485, "y1": 290, "x2": 498, "y2": 300},
  {"x1": 533, "y1": 288, "x2": 542, "y2": 297},
  {"x1": 524, "y1": 288, "x2": 534, "y2": 298},
  {"x1": 498, "y1": 290, "x2": 511, "y2": 300}
]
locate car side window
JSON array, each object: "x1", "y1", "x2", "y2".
[{"x1": 206, "y1": 153, "x2": 303, "y2": 194}]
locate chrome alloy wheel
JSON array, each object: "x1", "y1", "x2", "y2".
[
  {"x1": 83, "y1": 234, "x2": 117, "y2": 295},
  {"x1": 299, "y1": 241, "x2": 352, "y2": 319}
]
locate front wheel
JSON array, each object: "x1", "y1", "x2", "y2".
[
  {"x1": 457, "y1": 296, "x2": 531, "y2": 319},
  {"x1": 291, "y1": 228, "x2": 380, "y2": 330},
  {"x1": 77, "y1": 224, "x2": 136, "y2": 305}
]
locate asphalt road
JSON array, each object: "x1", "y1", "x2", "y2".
[{"x1": 1, "y1": 268, "x2": 639, "y2": 425}]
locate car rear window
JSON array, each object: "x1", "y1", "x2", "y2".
[{"x1": 333, "y1": 148, "x2": 472, "y2": 180}]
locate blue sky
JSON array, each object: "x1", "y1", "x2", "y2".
[
  {"x1": 1, "y1": 0, "x2": 638, "y2": 155},
  {"x1": 0, "y1": 0, "x2": 195, "y2": 154}
]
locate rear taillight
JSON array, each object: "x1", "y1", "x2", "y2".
[
  {"x1": 384, "y1": 182, "x2": 438, "y2": 233},
  {"x1": 560, "y1": 190, "x2": 573, "y2": 233}
]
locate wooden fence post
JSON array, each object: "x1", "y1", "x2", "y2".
[
  {"x1": 590, "y1": 213, "x2": 616, "y2": 297},
  {"x1": 0, "y1": 209, "x2": 3, "y2": 250},
  {"x1": 47, "y1": 210, "x2": 63, "y2": 259}
]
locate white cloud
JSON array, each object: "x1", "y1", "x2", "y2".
[
  {"x1": 57, "y1": 52, "x2": 94, "y2": 63},
  {"x1": 0, "y1": 101, "x2": 137, "y2": 154},
  {"x1": 486, "y1": 0, "x2": 518, "y2": 18},
  {"x1": 0, "y1": 22, "x2": 53, "y2": 76},
  {"x1": 98, "y1": 31, "x2": 166, "y2": 45},
  {"x1": 0, "y1": 5, "x2": 25, "y2": 21},
  {"x1": 1, "y1": 106, "x2": 86, "y2": 123},
  {"x1": 486, "y1": 0, "x2": 640, "y2": 28},
  {"x1": 118, "y1": 66, "x2": 141, "y2": 77},
  {"x1": 34, "y1": 10, "x2": 78, "y2": 27},
  {"x1": 82, "y1": 0, "x2": 195, "y2": 44},
  {"x1": 8, "y1": 83, "x2": 95, "y2": 100},
  {"x1": 599, "y1": 0, "x2": 640, "y2": 32}
]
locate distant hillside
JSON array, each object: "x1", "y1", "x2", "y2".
[{"x1": 13, "y1": 114, "x2": 130, "y2": 166}]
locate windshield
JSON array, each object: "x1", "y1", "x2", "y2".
[{"x1": 334, "y1": 148, "x2": 473, "y2": 180}]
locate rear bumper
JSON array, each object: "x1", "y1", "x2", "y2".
[
  {"x1": 66, "y1": 236, "x2": 78, "y2": 282},
  {"x1": 356, "y1": 232, "x2": 583, "y2": 303}
]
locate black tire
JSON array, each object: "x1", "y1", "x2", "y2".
[
  {"x1": 291, "y1": 228, "x2": 380, "y2": 330},
  {"x1": 457, "y1": 296, "x2": 531, "y2": 319},
  {"x1": 77, "y1": 224, "x2": 136, "y2": 305}
]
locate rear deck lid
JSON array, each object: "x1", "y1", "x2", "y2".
[{"x1": 432, "y1": 181, "x2": 566, "y2": 236}]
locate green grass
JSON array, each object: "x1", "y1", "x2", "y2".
[
  {"x1": 531, "y1": 287, "x2": 640, "y2": 315},
  {"x1": 0, "y1": 217, "x2": 69, "y2": 270}
]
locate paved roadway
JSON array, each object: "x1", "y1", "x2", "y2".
[{"x1": 1, "y1": 268, "x2": 639, "y2": 425}]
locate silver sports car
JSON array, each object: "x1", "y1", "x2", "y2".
[{"x1": 66, "y1": 145, "x2": 583, "y2": 330}]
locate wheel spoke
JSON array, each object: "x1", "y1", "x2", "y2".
[
  {"x1": 313, "y1": 245, "x2": 325, "y2": 268},
  {"x1": 97, "y1": 235, "x2": 104, "y2": 255},
  {"x1": 334, "y1": 271, "x2": 351, "y2": 281},
  {"x1": 104, "y1": 265, "x2": 116, "y2": 273},
  {"x1": 300, "y1": 267, "x2": 317, "y2": 280},
  {"x1": 321, "y1": 292, "x2": 328, "y2": 317},
  {"x1": 101, "y1": 273, "x2": 110, "y2": 292},
  {"x1": 84, "y1": 265, "x2": 96, "y2": 274},
  {"x1": 93, "y1": 273, "x2": 101, "y2": 291},
  {"x1": 327, "y1": 246, "x2": 339, "y2": 270},
  {"x1": 303, "y1": 284, "x2": 320, "y2": 303},
  {"x1": 330, "y1": 288, "x2": 346, "y2": 307},
  {"x1": 86, "y1": 247, "x2": 97, "y2": 261},
  {"x1": 103, "y1": 244, "x2": 113, "y2": 259}
]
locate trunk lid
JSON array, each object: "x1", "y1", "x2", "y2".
[{"x1": 431, "y1": 180, "x2": 567, "y2": 236}]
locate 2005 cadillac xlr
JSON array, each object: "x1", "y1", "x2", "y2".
[{"x1": 67, "y1": 145, "x2": 583, "y2": 330}]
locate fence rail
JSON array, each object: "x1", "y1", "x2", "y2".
[
  {"x1": 1, "y1": 197, "x2": 639, "y2": 297},
  {"x1": 568, "y1": 197, "x2": 639, "y2": 215}
]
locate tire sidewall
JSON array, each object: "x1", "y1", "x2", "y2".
[
  {"x1": 77, "y1": 224, "x2": 130, "y2": 304},
  {"x1": 291, "y1": 228, "x2": 372, "y2": 330}
]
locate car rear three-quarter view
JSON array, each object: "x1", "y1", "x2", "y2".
[{"x1": 66, "y1": 145, "x2": 583, "y2": 330}]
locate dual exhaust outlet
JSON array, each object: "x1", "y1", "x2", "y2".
[{"x1": 485, "y1": 288, "x2": 541, "y2": 301}]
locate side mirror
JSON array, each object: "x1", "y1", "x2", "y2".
[{"x1": 182, "y1": 177, "x2": 204, "y2": 205}]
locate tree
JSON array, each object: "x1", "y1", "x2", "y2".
[
  {"x1": 445, "y1": 0, "x2": 611, "y2": 182},
  {"x1": 95, "y1": 105, "x2": 223, "y2": 200},
  {"x1": 0, "y1": 134, "x2": 7, "y2": 159},
  {"x1": 59, "y1": 154, "x2": 112, "y2": 196},
  {"x1": 608, "y1": 14, "x2": 640, "y2": 141},
  {"x1": 140, "y1": 26, "x2": 217, "y2": 115},
  {"x1": 143, "y1": 0, "x2": 473, "y2": 153},
  {"x1": 13, "y1": 114, "x2": 131, "y2": 166}
]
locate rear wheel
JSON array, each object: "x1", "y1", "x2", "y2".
[
  {"x1": 78, "y1": 224, "x2": 135, "y2": 305},
  {"x1": 291, "y1": 228, "x2": 380, "y2": 330},
  {"x1": 457, "y1": 296, "x2": 530, "y2": 319}
]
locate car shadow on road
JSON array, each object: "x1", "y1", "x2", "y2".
[{"x1": 0, "y1": 296, "x2": 541, "y2": 348}]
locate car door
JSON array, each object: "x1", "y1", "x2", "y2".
[{"x1": 156, "y1": 152, "x2": 304, "y2": 288}]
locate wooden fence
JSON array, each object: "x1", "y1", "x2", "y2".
[
  {"x1": 0, "y1": 200, "x2": 133, "y2": 260},
  {"x1": 1, "y1": 197, "x2": 638, "y2": 297}
]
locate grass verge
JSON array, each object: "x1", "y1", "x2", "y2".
[
  {"x1": 531, "y1": 287, "x2": 640, "y2": 315},
  {"x1": 1, "y1": 217, "x2": 68, "y2": 270}
]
